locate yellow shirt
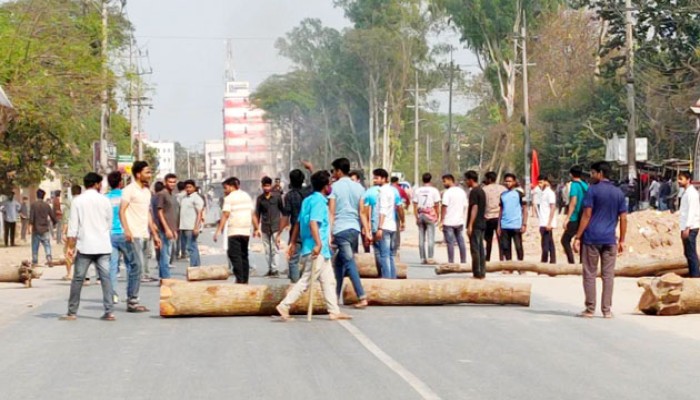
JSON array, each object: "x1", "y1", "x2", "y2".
[
  {"x1": 222, "y1": 189, "x2": 253, "y2": 237},
  {"x1": 121, "y1": 182, "x2": 151, "y2": 238}
]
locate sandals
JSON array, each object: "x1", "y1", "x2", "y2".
[
  {"x1": 353, "y1": 299, "x2": 368, "y2": 309},
  {"x1": 126, "y1": 304, "x2": 150, "y2": 313},
  {"x1": 100, "y1": 313, "x2": 116, "y2": 321},
  {"x1": 59, "y1": 314, "x2": 77, "y2": 321},
  {"x1": 577, "y1": 310, "x2": 594, "y2": 319}
]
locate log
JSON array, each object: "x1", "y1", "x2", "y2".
[
  {"x1": 355, "y1": 253, "x2": 407, "y2": 279},
  {"x1": 160, "y1": 279, "x2": 328, "y2": 317},
  {"x1": 435, "y1": 258, "x2": 689, "y2": 278},
  {"x1": 186, "y1": 265, "x2": 231, "y2": 281},
  {"x1": 0, "y1": 261, "x2": 42, "y2": 287},
  {"x1": 342, "y1": 278, "x2": 531, "y2": 307},
  {"x1": 637, "y1": 273, "x2": 700, "y2": 316},
  {"x1": 47, "y1": 258, "x2": 67, "y2": 267}
]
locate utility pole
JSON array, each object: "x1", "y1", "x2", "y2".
[
  {"x1": 129, "y1": 37, "x2": 136, "y2": 157},
  {"x1": 522, "y1": 13, "x2": 532, "y2": 204},
  {"x1": 368, "y1": 78, "x2": 374, "y2": 176},
  {"x1": 426, "y1": 133, "x2": 431, "y2": 169},
  {"x1": 407, "y1": 70, "x2": 425, "y2": 186},
  {"x1": 625, "y1": 0, "x2": 637, "y2": 180},
  {"x1": 289, "y1": 117, "x2": 294, "y2": 173},
  {"x1": 443, "y1": 50, "x2": 454, "y2": 174},
  {"x1": 382, "y1": 96, "x2": 389, "y2": 169},
  {"x1": 99, "y1": 0, "x2": 109, "y2": 174}
]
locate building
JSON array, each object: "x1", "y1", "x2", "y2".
[
  {"x1": 204, "y1": 139, "x2": 226, "y2": 184},
  {"x1": 145, "y1": 140, "x2": 175, "y2": 180},
  {"x1": 223, "y1": 80, "x2": 274, "y2": 192}
]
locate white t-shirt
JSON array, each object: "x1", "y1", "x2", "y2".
[
  {"x1": 537, "y1": 187, "x2": 557, "y2": 228},
  {"x1": 442, "y1": 186, "x2": 468, "y2": 227},
  {"x1": 222, "y1": 189, "x2": 253, "y2": 236},
  {"x1": 378, "y1": 184, "x2": 397, "y2": 232},
  {"x1": 412, "y1": 185, "x2": 441, "y2": 210}
]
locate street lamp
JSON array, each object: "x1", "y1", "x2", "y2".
[{"x1": 691, "y1": 99, "x2": 700, "y2": 180}]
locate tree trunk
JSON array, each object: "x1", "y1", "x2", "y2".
[
  {"x1": 435, "y1": 258, "x2": 689, "y2": 278},
  {"x1": 0, "y1": 261, "x2": 42, "y2": 288},
  {"x1": 159, "y1": 279, "x2": 327, "y2": 317},
  {"x1": 637, "y1": 273, "x2": 700, "y2": 316},
  {"x1": 342, "y1": 278, "x2": 531, "y2": 307},
  {"x1": 186, "y1": 266, "x2": 231, "y2": 281},
  {"x1": 355, "y1": 253, "x2": 407, "y2": 279}
]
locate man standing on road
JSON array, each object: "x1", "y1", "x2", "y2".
[
  {"x1": 62, "y1": 185, "x2": 82, "y2": 281},
  {"x1": 180, "y1": 180, "x2": 204, "y2": 267},
  {"x1": 574, "y1": 161, "x2": 627, "y2": 319},
  {"x1": 329, "y1": 158, "x2": 368, "y2": 307},
  {"x1": 482, "y1": 171, "x2": 505, "y2": 262},
  {"x1": 498, "y1": 173, "x2": 527, "y2": 261},
  {"x1": 375, "y1": 168, "x2": 400, "y2": 279},
  {"x1": 106, "y1": 172, "x2": 133, "y2": 304},
  {"x1": 2, "y1": 192, "x2": 21, "y2": 247},
  {"x1": 538, "y1": 175, "x2": 557, "y2": 264},
  {"x1": 279, "y1": 169, "x2": 311, "y2": 282},
  {"x1": 175, "y1": 181, "x2": 187, "y2": 260},
  {"x1": 19, "y1": 196, "x2": 29, "y2": 243},
  {"x1": 255, "y1": 176, "x2": 284, "y2": 277},
  {"x1": 29, "y1": 189, "x2": 57, "y2": 266},
  {"x1": 214, "y1": 177, "x2": 255, "y2": 284},
  {"x1": 441, "y1": 174, "x2": 468, "y2": 264},
  {"x1": 120, "y1": 161, "x2": 160, "y2": 313},
  {"x1": 678, "y1": 172, "x2": 700, "y2": 277},
  {"x1": 60, "y1": 172, "x2": 115, "y2": 321},
  {"x1": 53, "y1": 191, "x2": 64, "y2": 245},
  {"x1": 155, "y1": 173, "x2": 178, "y2": 279},
  {"x1": 561, "y1": 166, "x2": 588, "y2": 264},
  {"x1": 276, "y1": 171, "x2": 352, "y2": 321},
  {"x1": 412, "y1": 173, "x2": 441, "y2": 265},
  {"x1": 465, "y1": 171, "x2": 487, "y2": 279}
]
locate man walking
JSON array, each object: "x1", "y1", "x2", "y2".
[
  {"x1": 441, "y1": 174, "x2": 468, "y2": 264},
  {"x1": 482, "y1": 171, "x2": 505, "y2": 261},
  {"x1": 329, "y1": 158, "x2": 368, "y2": 307},
  {"x1": 561, "y1": 166, "x2": 588, "y2": 264},
  {"x1": 155, "y1": 173, "x2": 178, "y2": 279},
  {"x1": 2, "y1": 192, "x2": 21, "y2": 246},
  {"x1": 279, "y1": 169, "x2": 311, "y2": 282},
  {"x1": 120, "y1": 161, "x2": 160, "y2": 313},
  {"x1": 465, "y1": 171, "x2": 487, "y2": 279},
  {"x1": 575, "y1": 161, "x2": 627, "y2": 319},
  {"x1": 62, "y1": 185, "x2": 82, "y2": 280},
  {"x1": 376, "y1": 168, "x2": 400, "y2": 279},
  {"x1": 179, "y1": 179, "x2": 204, "y2": 267},
  {"x1": 678, "y1": 171, "x2": 700, "y2": 277},
  {"x1": 53, "y1": 191, "x2": 64, "y2": 244},
  {"x1": 60, "y1": 173, "x2": 114, "y2": 321},
  {"x1": 214, "y1": 177, "x2": 255, "y2": 284},
  {"x1": 498, "y1": 173, "x2": 527, "y2": 261},
  {"x1": 537, "y1": 175, "x2": 557, "y2": 264},
  {"x1": 106, "y1": 171, "x2": 134, "y2": 304},
  {"x1": 19, "y1": 196, "x2": 29, "y2": 242},
  {"x1": 255, "y1": 176, "x2": 284, "y2": 277},
  {"x1": 412, "y1": 173, "x2": 441, "y2": 264},
  {"x1": 30, "y1": 189, "x2": 57, "y2": 266}
]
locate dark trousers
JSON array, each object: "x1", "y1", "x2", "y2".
[
  {"x1": 4, "y1": 221, "x2": 16, "y2": 246},
  {"x1": 227, "y1": 235, "x2": 250, "y2": 284},
  {"x1": 683, "y1": 229, "x2": 700, "y2": 277},
  {"x1": 20, "y1": 219, "x2": 28, "y2": 241},
  {"x1": 540, "y1": 227, "x2": 556, "y2": 264},
  {"x1": 469, "y1": 229, "x2": 486, "y2": 278},
  {"x1": 561, "y1": 220, "x2": 580, "y2": 264},
  {"x1": 500, "y1": 229, "x2": 524, "y2": 261},
  {"x1": 484, "y1": 218, "x2": 500, "y2": 261}
]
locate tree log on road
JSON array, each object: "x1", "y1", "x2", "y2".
[
  {"x1": 47, "y1": 258, "x2": 66, "y2": 267},
  {"x1": 435, "y1": 258, "x2": 688, "y2": 278},
  {"x1": 355, "y1": 253, "x2": 407, "y2": 279},
  {"x1": 342, "y1": 278, "x2": 531, "y2": 307},
  {"x1": 186, "y1": 265, "x2": 231, "y2": 281},
  {"x1": 0, "y1": 261, "x2": 43, "y2": 287},
  {"x1": 638, "y1": 273, "x2": 700, "y2": 316},
  {"x1": 160, "y1": 279, "x2": 327, "y2": 317}
]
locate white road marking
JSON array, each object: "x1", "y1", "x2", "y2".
[{"x1": 338, "y1": 320, "x2": 442, "y2": 400}]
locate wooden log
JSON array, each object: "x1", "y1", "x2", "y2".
[
  {"x1": 160, "y1": 279, "x2": 328, "y2": 317},
  {"x1": 435, "y1": 258, "x2": 689, "y2": 278},
  {"x1": 637, "y1": 273, "x2": 700, "y2": 316},
  {"x1": 186, "y1": 265, "x2": 231, "y2": 281},
  {"x1": 47, "y1": 258, "x2": 67, "y2": 267},
  {"x1": 0, "y1": 261, "x2": 40, "y2": 287},
  {"x1": 342, "y1": 278, "x2": 531, "y2": 307},
  {"x1": 355, "y1": 253, "x2": 407, "y2": 279}
]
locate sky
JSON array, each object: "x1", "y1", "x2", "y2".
[{"x1": 126, "y1": 0, "x2": 477, "y2": 148}]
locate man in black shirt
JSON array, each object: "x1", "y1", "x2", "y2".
[
  {"x1": 465, "y1": 170, "x2": 487, "y2": 279},
  {"x1": 279, "y1": 169, "x2": 312, "y2": 282},
  {"x1": 256, "y1": 176, "x2": 284, "y2": 277}
]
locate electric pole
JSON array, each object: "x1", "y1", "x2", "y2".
[
  {"x1": 407, "y1": 70, "x2": 425, "y2": 186},
  {"x1": 443, "y1": 50, "x2": 454, "y2": 174},
  {"x1": 522, "y1": 14, "x2": 532, "y2": 204},
  {"x1": 99, "y1": 0, "x2": 109, "y2": 174},
  {"x1": 625, "y1": 0, "x2": 637, "y2": 180},
  {"x1": 382, "y1": 96, "x2": 389, "y2": 169}
]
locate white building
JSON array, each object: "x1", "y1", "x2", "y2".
[
  {"x1": 145, "y1": 140, "x2": 175, "y2": 180},
  {"x1": 204, "y1": 139, "x2": 226, "y2": 183}
]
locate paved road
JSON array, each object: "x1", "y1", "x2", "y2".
[{"x1": 1, "y1": 230, "x2": 699, "y2": 400}]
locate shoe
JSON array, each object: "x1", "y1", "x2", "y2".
[
  {"x1": 126, "y1": 304, "x2": 150, "y2": 313},
  {"x1": 577, "y1": 310, "x2": 594, "y2": 318},
  {"x1": 112, "y1": 294, "x2": 120, "y2": 304},
  {"x1": 421, "y1": 259, "x2": 427, "y2": 265},
  {"x1": 59, "y1": 314, "x2": 77, "y2": 321},
  {"x1": 100, "y1": 313, "x2": 116, "y2": 321}
]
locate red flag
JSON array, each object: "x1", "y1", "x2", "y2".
[{"x1": 531, "y1": 149, "x2": 540, "y2": 188}]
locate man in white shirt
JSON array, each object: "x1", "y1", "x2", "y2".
[
  {"x1": 678, "y1": 171, "x2": 700, "y2": 277},
  {"x1": 440, "y1": 174, "x2": 468, "y2": 264},
  {"x1": 60, "y1": 173, "x2": 114, "y2": 321},
  {"x1": 374, "y1": 168, "x2": 399, "y2": 278},
  {"x1": 412, "y1": 172, "x2": 441, "y2": 264},
  {"x1": 537, "y1": 175, "x2": 557, "y2": 264}
]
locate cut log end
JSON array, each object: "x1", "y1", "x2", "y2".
[{"x1": 637, "y1": 273, "x2": 700, "y2": 316}]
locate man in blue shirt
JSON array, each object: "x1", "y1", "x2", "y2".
[
  {"x1": 276, "y1": 171, "x2": 352, "y2": 321},
  {"x1": 106, "y1": 171, "x2": 135, "y2": 305},
  {"x1": 363, "y1": 172, "x2": 402, "y2": 275},
  {"x1": 574, "y1": 161, "x2": 627, "y2": 319},
  {"x1": 561, "y1": 165, "x2": 589, "y2": 264},
  {"x1": 498, "y1": 173, "x2": 528, "y2": 261},
  {"x1": 329, "y1": 158, "x2": 368, "y2": 308}
]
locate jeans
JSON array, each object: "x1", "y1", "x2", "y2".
[
  {"x1": 181, "y1": 231, "x2": 201, "y2": 266},
  {"x1": 540, "y1": 227, "x2": 556, "y2": 264},
  {"x1": 500, "y1": 229, "x2": 524, "y2": 261},
  {"x1": 417, "y1": 216, "x2": 436, "y2": 262},
  {"x1": 377, "y1": 230, "x2": 397, "y2": 278},
  {"x1": 287, "y1": 237, "x2": 303, "y2": 283},
  {"x1": 484, "y1": 218, "x2": 500, "y2": 261},
  {"x1": 333, "y1": 229, "x2": 365, "y2": 299},
  {"x1": 469, "y1": 229, "x2": 486, "y2": 278},
  {"x1": 31, "y1": 232, "x2": 52, "y2": 264},
  {"x1": 110, "y1": 234, "x2": 135, "y2": 298},
  {"x1": 68, "y1": 253, "x2": 113, "y2": 315},
  {"x1": 158, "y1": 232, "x2": 172, "y2": 279},
  {"x1": 280, "y1": 255, "x2": 341, "y2": 315},
  {"x1": 561, "y1": 221, "x2": 580, "y2": 264},
  {"x1": 227, "y1": 235, "x2": 250, "y2": 283},
  {"x1": 443, "y1": 225, "x2": 466, "y2": 263},
  {"x1": 125, "y1": 238, "x2": 147, "y2": 304},
  {"x1": 683, "y1": 229, "x2": 700, "y2": 277},
  {"x1": 262, "y1": 232, "x2": 279, "y2": 273},
  {"x1": 4, "y1": 221, "x2": 16, "y2": 246},
  {"x1": 582, "y1": 244, "x2": 617, "y2": 314}
]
